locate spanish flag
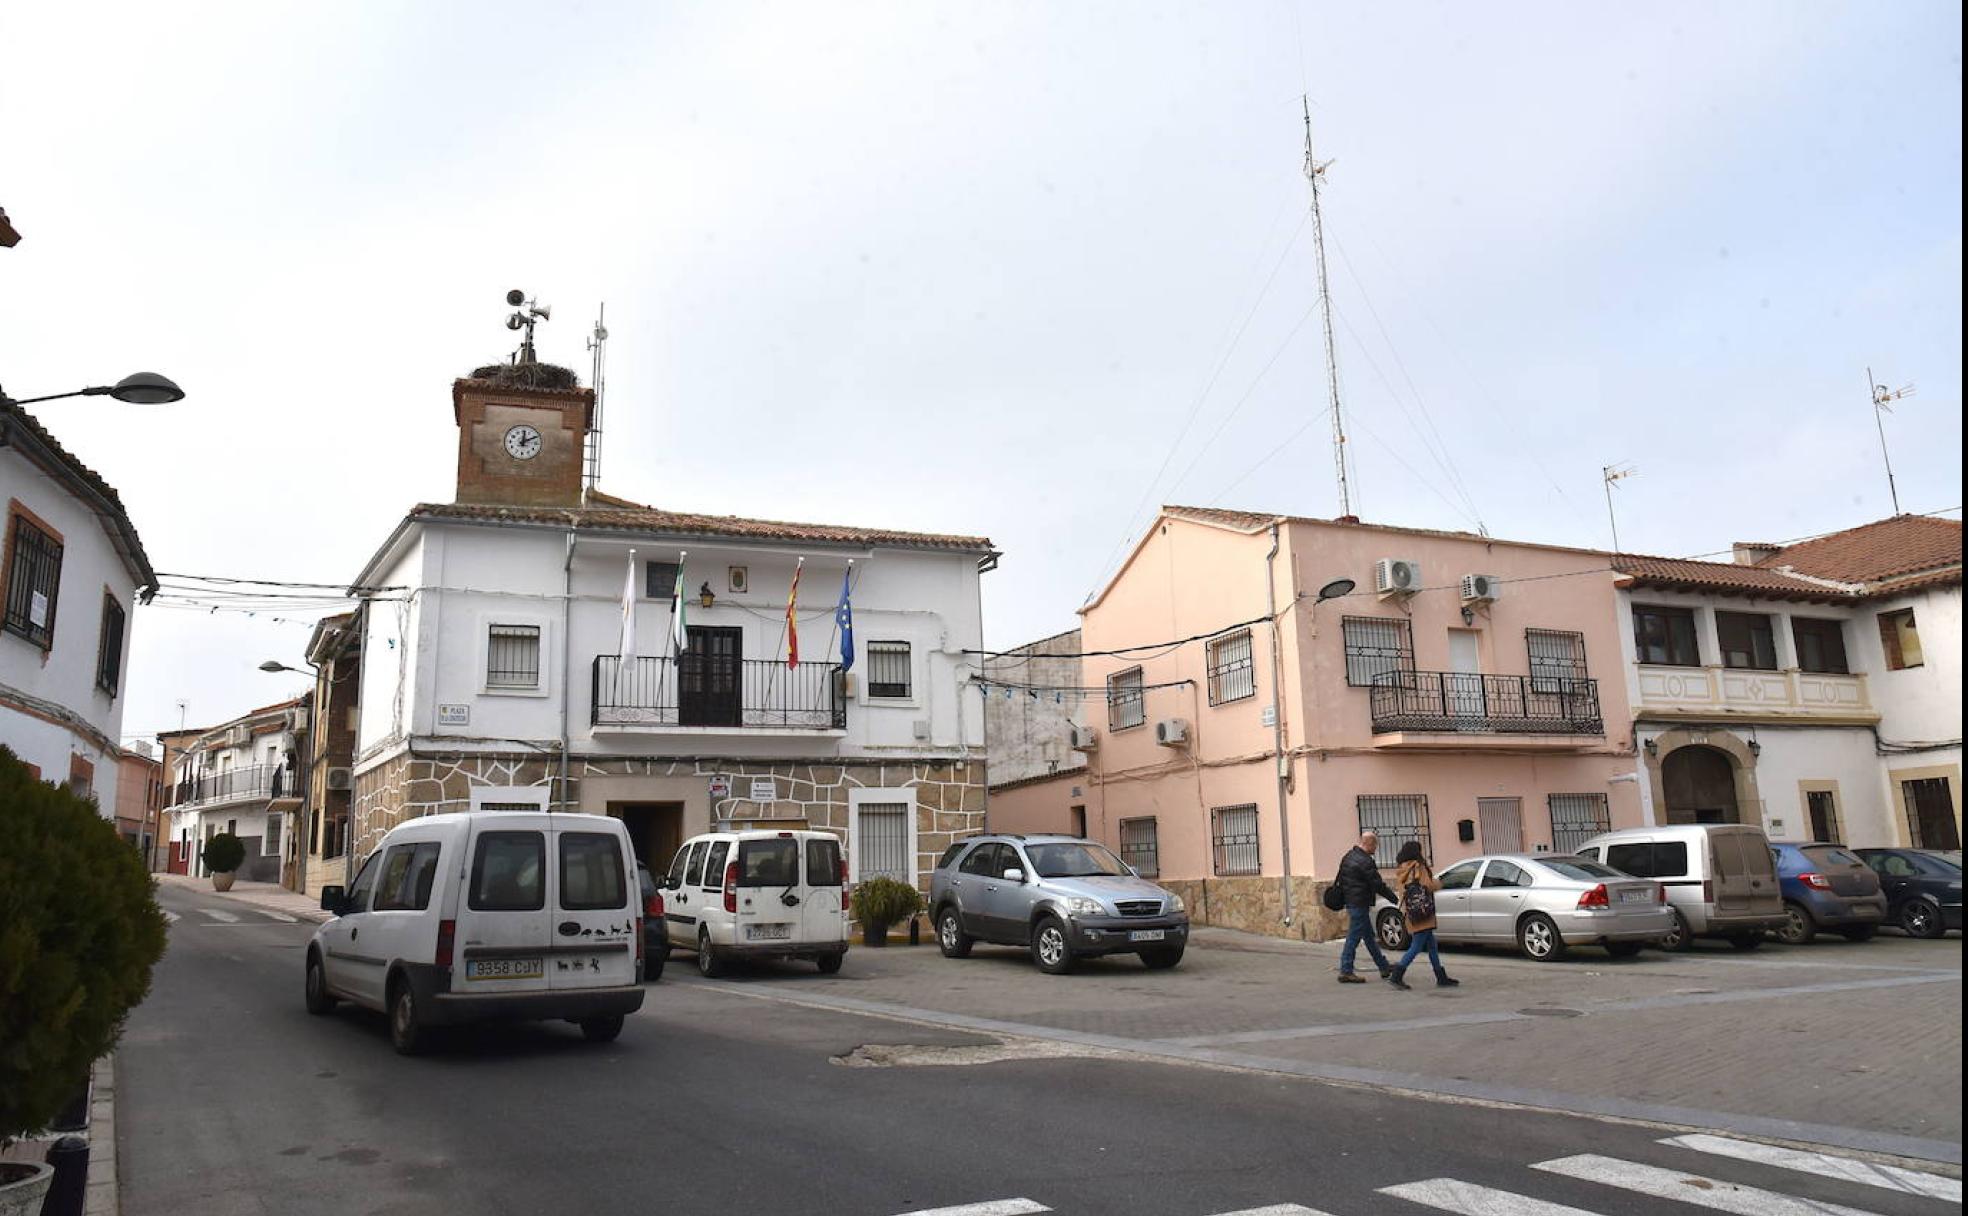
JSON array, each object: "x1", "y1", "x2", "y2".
[{"x1": 785, "y1": 557, "x2": 803, "y2": 668}]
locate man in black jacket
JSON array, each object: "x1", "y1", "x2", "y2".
[{"x1": 1336, "y1": 831, "x2": 1397, "y2": 984}]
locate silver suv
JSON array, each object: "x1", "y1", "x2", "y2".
[{"x1": 928, "y1": 834, "x2": 1190, "y2": 974}]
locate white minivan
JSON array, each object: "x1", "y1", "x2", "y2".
[
  {"x1": 1575, "y1": 823, "x2": 1786, "y2": 951},
  {"x1": 657, "y1": 829, "x2": 849, "y2": 976},
  {"x1": 305, "y1": 811, "x2": 646, "y2": 1053}
]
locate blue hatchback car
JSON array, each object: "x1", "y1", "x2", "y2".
[{"x1": 1770, "y1": 842, "x2": 1888, "y2": 944}]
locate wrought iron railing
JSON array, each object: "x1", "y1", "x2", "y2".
[
  {"x1": 167, "y1": 763, "x2": 301, "y2": 809},
  {"x1": 1369, "y1": 670, "x2": 1603, "y2": 736},
  {"x1": 591, "y1": 655, "x2": 846, "y2": 729}
]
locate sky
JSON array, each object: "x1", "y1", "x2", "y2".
[{"x1": 2, "y1": 1, "x2": 1960, "y2": 746}]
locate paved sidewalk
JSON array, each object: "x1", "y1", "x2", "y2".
[
  {"x1": 0, "y1": 1054, "x2": 118, "y2": 1215},
  {"x1": 153, "y1": 872, "x2": 330, "y2": 923}
]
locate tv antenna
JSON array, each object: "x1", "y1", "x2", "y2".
[
  {"x1": 584, "y1": 304, "x2": 609, "y2": 497},
  {"x1": 504, "y1": 288, "x2": 552, "y2": 365},
  {"x1": 1602, "y1": 462, "x2": 1638, "y2": 553},
  {"x1": 1304, "y1": 96, "x2": 1354, "y2": 520},
  {"x1": 1867, "y1": 367, "x2": 1913, "y2": 515}
]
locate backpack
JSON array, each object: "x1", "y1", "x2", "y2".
[{"x1": 1401, "y1": 874, "x2": 1435, "y2": 925}]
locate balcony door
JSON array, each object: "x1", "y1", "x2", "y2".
[
  {"x1": 1446, "y1": 630, "x2": 1484, "y2": 725},
  {"x1": 679, "y1": 627, "x2": 742, "y2": 727}
]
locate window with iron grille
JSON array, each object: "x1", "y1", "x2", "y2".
[
  {"x1": 1342, "y1": 617, "x2": 1413, "y2": 687},
  {"x1": 1357, "y1": 794, "x2": 1430, "y2": 866},
  {"x1": 96, "y1": 593, "x2": 126, "y2": 696},
  {"x1": 1108, "y1": 667, "x2": 1145, "y2": 730},
  {"x1": 1526, "y1": 628, "x2": 1587, "y2": 693},
  {"x1": 644, "y1": 560, "x2": 682, "y2": 599},
  {"x1": 486, "y1": 624, "x2": 542, "y2": 688},
  {"x1": 866, "y1": 641, "x2": 912, "y2": 698},
  {"x1": 1206, "y1": 630, "x2": 1255, "y2": 705},
  {"x1": 1211, "y1": 804, "x2": 1260, "y2": 875},
  {"x1": 855, "y1": 802, "x2": 911, "y2": 882},
  {"x1": 1547, "y1": 793, "x2": 1611, "y2": 854},
  {"x1": 1119, "y1": 817, "x2": 1160, "y2": 877},
  {"x1": 3, "y1": 513, "x2": 63, "y2": 649}
]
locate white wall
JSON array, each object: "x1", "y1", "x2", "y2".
[
  {"x1": 356, "y1": 537, "x2": 426, "y2": 759},
  {"x1": 1745, "y1": 728, "x2": 1891, "y2": 845},
  {"x1": 1858, "y1": 586, "x2": 1962, "y2": 747},
  {"x1": 0, "y1": 444, "x2": 139, "y2": 813}
]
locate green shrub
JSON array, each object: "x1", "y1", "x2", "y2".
[
  {"x1": 0, "y1": 745, "x2": 167, "y2": 1143},
  {"x1": 850, "y1": 876, "x2": 923, "y2": 928},
  {"x1": 201, "y1": 832, "x2": 246, "y2": 874}
]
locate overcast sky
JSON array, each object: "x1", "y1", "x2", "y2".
[{"x1": 3, "y1": 1, "x2": 1960, "y2": 745}]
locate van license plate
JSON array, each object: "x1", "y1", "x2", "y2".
[
  {"x1": 746, "y1": 924, "x2": 791, "y2": 941},
  {"x1": 466, "y1": 958, "x2": 543, "y2": 980},
  {"x1": 1619, "y1": 890, "x2": 1652, "y2": 904},
  {"x1": 1128, "y1": 929, "x2": 1165, "y2": 942}
]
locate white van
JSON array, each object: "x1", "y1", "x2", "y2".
[
  {"x1": 305, "y1": 811, "x2": 646, "y2": 1053},
  {"x1": 657, "y1": 829, "x2": 849, "y2": 976},
  {"x1": 1575, "y1": 824, "x2": 1786, "y2": 950}
]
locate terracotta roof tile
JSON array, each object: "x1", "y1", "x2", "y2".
[
  {"x1": 1757, "y1": 514, "x2": 1962, "y2": 583},
  {"x1": 414, "y1": 500, "x2": 994, "y2": 553},
  {"x1": 1612, "y1": 555, "x2": 1845, "y2": 600}
]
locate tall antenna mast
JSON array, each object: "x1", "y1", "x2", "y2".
[
  {"x1": 1602, "y1": 462, "x2": 1637, "y2": 552},
  {"x1": 584, "y1": 304, "x2": 609, "y2": 498},
  {"x1": 1866, "y1": 366, "x2": 1913, "y2": 515},
  {"x1": 1304, "y1": 96, "x2": 1352, "y2": 519}
]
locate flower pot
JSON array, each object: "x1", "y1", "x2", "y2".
[
  {"x1": 211, "y1": 871, "x2": 236, "y2": 892},
  {"x1": 0, "y1": 1162, "x2": 53, "y2": 1216},
  {"x1": 861, "y1": 923, "x2": 890, "y2": 948}
]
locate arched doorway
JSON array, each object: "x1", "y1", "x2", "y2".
[{"x1": 1662, "y1": 745, "x2": 1740, "y2": 825}]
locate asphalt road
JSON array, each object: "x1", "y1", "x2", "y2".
[{"x1": 121, "y1": 882, "x2": 1960, "y2": 1216}]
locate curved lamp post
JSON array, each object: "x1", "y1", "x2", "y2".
[{"x1": 0, "y1": 372, "x2": 186, "y2": 407}]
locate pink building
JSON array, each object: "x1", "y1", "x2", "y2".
[{"x1": 1012, "y1": 506, "x2": 1643, "y2": 940}]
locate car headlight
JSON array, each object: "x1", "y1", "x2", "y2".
[
  {"x1": 1169, "y1": 893, "x2": 1186, "y2": 914},
  {"x1": 1065, "y1": 896, "x2": 1106, "y2": 917}
]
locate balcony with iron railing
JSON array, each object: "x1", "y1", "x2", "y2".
[
  {"x1": 1369, "y1": 670, "x2": 1604, "y2": 748},
  {"x1": 167, "y1": 763, "x2": 303, "y2": 811},
  {"x1": 591, "y1": 655, "x2": 846, "y2": 731}
]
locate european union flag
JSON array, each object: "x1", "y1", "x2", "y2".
[{"x1": 836, "y1": 568, "x2": 855, "y2": 671}]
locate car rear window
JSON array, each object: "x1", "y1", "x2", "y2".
[
  {"x1": 806, "y1": 837, "x2": 843, "y2": 886},
  {"x1": 1606, "y1": 841, "x2": 1688, "y2": 879},
  {"x1": 935, "y1": 841, "x2": 967, "y2": 870},
  {"x1": 559, "y1": 832, "x2": 627, "y2": 910},
  {"x1": 469, "y1": 831, "x2": 545, "y2": 911},
  {"x1": 1920, "y1": 853, "x2": 1962, "y2": 876},
  {"x1": 1538, "y1": 857, "x2": 1620, "y2": 881},
  {"x1": 738, "y1": 838, "x2": 801, "y2": 887},
  {"x1": 1803, "y1": 846, "x2": 1861, "y2": 868}
]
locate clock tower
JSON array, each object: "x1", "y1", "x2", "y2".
[{"x1": 451, "y1": 364, "x2": 594, "y2": 508}]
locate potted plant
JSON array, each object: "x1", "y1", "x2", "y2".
[
  {"x1": 201, "y1": 832, "x2": 246, "y2": 891},
  {"x1": 850, "y1": 876, "x2": 923, "y2": 947},
  {"x1": 0, "y1": 747, "x2": 166, "y2": 1210}
]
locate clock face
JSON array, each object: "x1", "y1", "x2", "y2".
[{"x1": 503, "y1": 424, "x2": 543, "y2": 461}]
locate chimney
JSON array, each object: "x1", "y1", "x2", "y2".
[
  {"x1": 1732, "y1": 542, "x2": 1782, "y2": 567},
  {"x1": 451, "y1": 363, "x2": 594, "y2": 508}
]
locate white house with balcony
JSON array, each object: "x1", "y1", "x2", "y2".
[
  {"x1": 163, "y1": 696, "x2": 308, "y2": 881},
  {"x1": 340, "y1": 362, "x2": 995, "y2": 887},
  {"x1": 1, "y1": 399, "x2": 154, "y2": 808},
  {"x1": 1613, "y1": 514, "x2": 1962, "y2": 851}
]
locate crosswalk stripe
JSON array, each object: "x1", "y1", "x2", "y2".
[
  {"x1": 891, "y1": 1201, "x2": 1050, "y2": 1216},
  {"x1": 1380, "y1": 1178, "x2": 1605, "y2": 1214},
  {"x1": 1203, "y1": 1205, "x2": 1337, "y2": 1216},
  {"x1": 255, "y1": 909, "x2": 299, "y2": 922},
  {"x1": 199, "y1": 909, "x2": 240, "y2": 923},
  {"x1": 1533, "y1": 1154, "x2": 1884, "y2": 1216},
  {"x1": 1661, "y1": 1134, "x2": 1961, "y2": 1203},
  {"x1": 161, "y1": 910, "x2": 181, "y2": 925}
]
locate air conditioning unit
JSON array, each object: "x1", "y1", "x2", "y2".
[
  {"x1": 224, "y1": 725, "x2": 250, "y2": 748},
  {"x1": 1375, "y1": 558, "x2": 1422, "y2": 599},
  {"x1": 1460, "y1": 574, "x2": 1501, "y2": 604},
  {"x1": 325, "y1": 767, "x2": 353, "y2": 791},
  {"x1": 289, "y1": 708, "x2": 310, "y2": 733},
  {"x1": 1068, "y1": 724, "x2": 1099, "y2": 752},
  {"x1": 1154, "y1": 718, "x2": 1190, "y2": 747}
]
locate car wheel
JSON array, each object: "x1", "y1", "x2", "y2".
[
  {"x1": 388, "y1": 979, "x2": 427, "y2": 1056},
  {"x1": 1031, "y1": 916, "x2": 1077, "y2": 975},
  {"x1": 1657, "y1": 909, "x2": 1694, "y2": 952},
  {"x1": 1139, "y1": 943, "x2": 1185, "y2": 970},
  {"x1": 643, "y1": 949, "x2": 665, "y2": 982},
  {"x1": 1376, "y1": 908, "x2": 1411, "y2": 952},
  {"x1": 936, "y1": 906, "x2": 974, "y2": 959},
  {"x1": 304, "y1": 953, "x2": 336, "y2": 1015},
  {"x1": 1837, "y1": 924, "x2": 1878, "y2": 943},
  {"x1": 1604, "y1": 941, "x2": 1643, "y2": 959},
  {"x1": 696, "y1": 929, "x2": 726, "y2": 978},
  {"x1": 1777, "y1": 901, "x2": 1817, "y2": 945},
  {"x1": 1517, "y1": 913, "x2": 1566, "y2": 962},
  {"x1": 1728, "y1": 932, "x2": 1764, "y2": 951},
  {"x1": 580, "y1": 1015, "x2": 624, "y2": 1043},
  {"x1": 815, "y1": 951, "x2": 844, "y2": 974},
  {"x1": 1902, "y1": 898, "x2": 1945, "y2": 940}
]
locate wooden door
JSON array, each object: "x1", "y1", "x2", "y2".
[{"x1": 679, "y1": 627, "x2": 742, "y2": 726}]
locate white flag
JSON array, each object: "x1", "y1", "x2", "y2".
[{"x1": 615, "y1": 548, "x2": 638, "y2": 703}]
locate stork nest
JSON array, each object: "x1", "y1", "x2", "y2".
[{"x1": 468, "y1": 361, "x2": 580, "y2": 390}]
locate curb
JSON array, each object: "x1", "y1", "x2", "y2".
[{"x1": 85, "y1": 1054, "x2": 116, "y2": 1216}]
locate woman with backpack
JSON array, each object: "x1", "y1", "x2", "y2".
[{"x1": 1386, "y1": 841, "x2": 1459, "y2": 990}]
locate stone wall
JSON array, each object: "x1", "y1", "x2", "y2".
[
  {"x1": 1158, "y1": 876, "x2": 1350, "y2": 943},
  {"x1": 352, "y1": 751, "x2": 986, "y2": 887},
  {"x1": 982, "y1": 629, "x2": 1085, "y2": 786}
]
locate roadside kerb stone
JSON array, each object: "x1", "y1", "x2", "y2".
[{"x1": 153, "y1": 873, "x2": 330, "y2": 923}]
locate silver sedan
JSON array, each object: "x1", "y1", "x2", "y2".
[{"x1": 1374, "y1": 853, "x2": 1674, "y2": 962}]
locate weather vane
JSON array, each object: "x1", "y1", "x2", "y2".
[{"x1": 505, "y1": 288, "x2": 552, "y2": 365}]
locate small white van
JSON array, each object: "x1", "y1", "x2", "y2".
[
  {"x1": 1575, "y1": 823, "x2": 1786, "y2": 950},
  {"x1": 305, "y1": 811, "x2": 646, "y2": 1053},
  {"x1": 657, "y1": 829, "x2": 849, "y2": 976}
]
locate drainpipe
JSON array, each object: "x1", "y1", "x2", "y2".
[
  {"x1": 558, "y1": 519, "x2": 577, "y2": 814},
  {"x1": 1267, "y1": 523, "x2": 1294, "y2": 926}
]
